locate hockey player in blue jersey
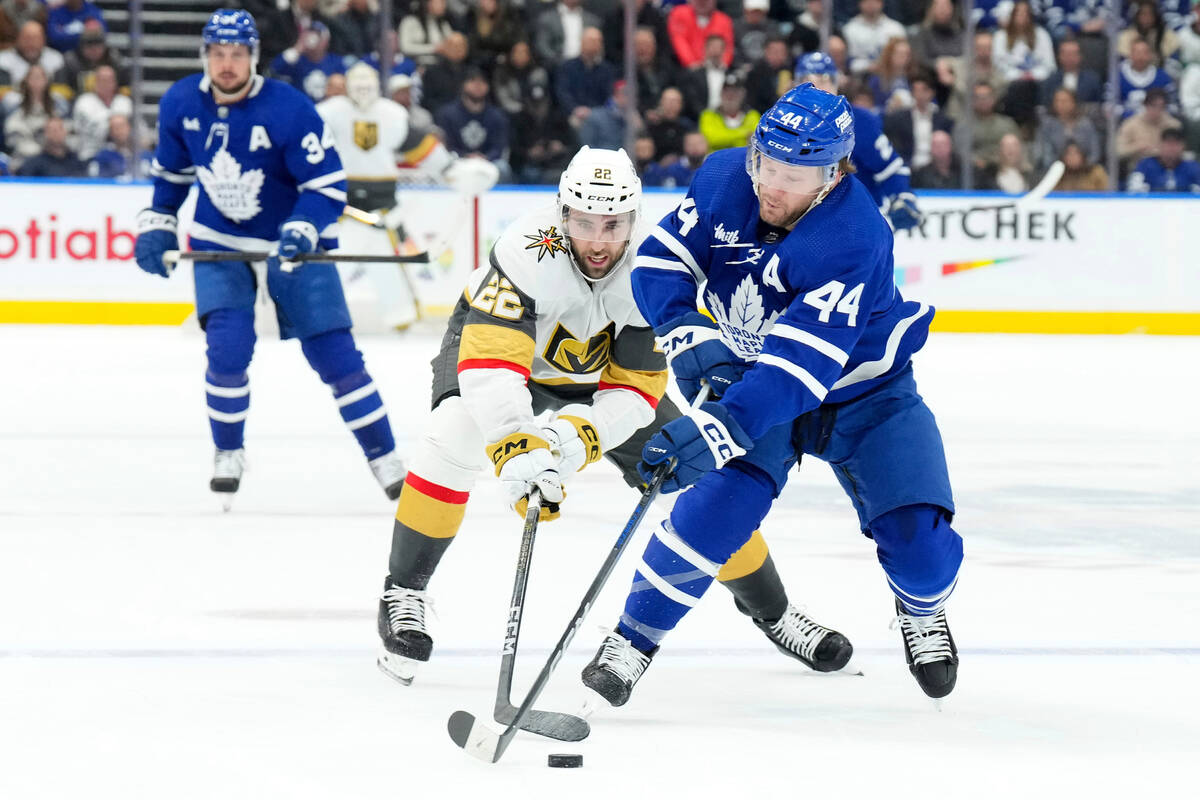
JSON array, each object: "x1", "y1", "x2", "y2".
[
  {"x1": 794, "y1": 51, "x2": 922, "y2": 232},
  {"x1": 133, "y1": 9, "x2": 407, "y2": 506},
  {"x1": 581, "y1": 83, "x2": 963, "y2": 705}
]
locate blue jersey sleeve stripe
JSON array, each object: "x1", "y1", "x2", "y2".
[
  {"x1": 756, "y1": 354, "x2": 830, "y2": 402},
  {"x1": 314, "y1": 187, "x2": 347, "y2": 203},
  {"x1": 767, "y1": 324, "x2": 850, "y2": 366},
  {"x1": 874, "y1": 158, "x2": 908, "y2": 182},
  {"x1": 298, "y1": 169, "x2": 347, "y2": 190},
  {"x1": 831, "y1": 303, "x2": 930, "y2": 390},
  {"x1": 634, "y1": 254, "x2": 697, "y2": 278},
  {"x1": 650, "y1": 225, "x2": 704, "y2": 282}
]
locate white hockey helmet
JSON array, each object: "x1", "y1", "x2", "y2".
[
  {"x1": 556, "y1": 146, "x2": 641, "y2": 281},
  {"x1": 346, "y1": 61, "x2": 381, "y2": 110}
]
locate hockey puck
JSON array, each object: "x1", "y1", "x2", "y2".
[{"x1": 547, "y1": 753, "x2": 583, "y2": 768}]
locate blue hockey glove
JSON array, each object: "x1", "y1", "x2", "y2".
[
  {"x1": 655, "y1": 312, "x2": 745, "y2": 401},
  {"x1": 637, "y1": 402, "x2": 753, "y2": 493},
  {"x1": 270, "y1": 218, "x2": 319, "y2": 273},
  {"x1": 134, "y1": 208, "x2": 178, "y2": 278},
  {"x1": 886, "y1": 192, "x2": 923, "y2": 231}
]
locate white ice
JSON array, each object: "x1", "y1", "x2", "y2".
[{"x1": 1, "y1": 325, "x2": 1198, "y2": 800}]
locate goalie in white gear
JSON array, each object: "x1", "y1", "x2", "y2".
[
  {"x1": 375, "y1": 146, "x2": 853, "y2": 685},
  {"x1": 317, "y1": 62, "x2": 499, "y2": 329}
]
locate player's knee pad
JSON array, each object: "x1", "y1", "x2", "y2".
[
  {"x1": 669, "y1": 462, "x2": 777, "y2": 564},
  {"x1": 870, "y1": 504, "x2": 962, "y2": 609},
  {"x1": 406, "y1": 397, "x2": 485, "y2": 491},
  {"x1": 203, "y1": 308, "x2": 256, "y2": 375},
  {"x1": 299, "y1": 328, "x2": 365, "y2": 385}
]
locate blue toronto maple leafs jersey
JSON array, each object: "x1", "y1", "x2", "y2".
[
  {"x1": 150, "y1": 74, "x2": 347, "y2": 252},
  {"x1": 633, "y1": 147, "x2": 933, "y2": 441},
  {"x1": 849, "y1": 105, "x2": 910, "y2": 207}
]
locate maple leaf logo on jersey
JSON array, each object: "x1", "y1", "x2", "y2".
[
  {"x1": 196, "y1": 149, "x2": 264, "y2": 222},
  {"x1": 707, "y1": 275, "x2": 781, "y2": 360},
  {"x1": 523, "y1": 226, "x2": 568, "y2": 262}
]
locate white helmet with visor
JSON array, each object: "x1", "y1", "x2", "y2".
[{"x1": 557, "y1": 146, "x2": 641, "y2": 281}]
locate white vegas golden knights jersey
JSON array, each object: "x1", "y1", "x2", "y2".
[
  {"x1": 448, "y1": 202, "x2": 667, "y2": 453},
  {"x1": 316, "y1": 95, "x2": 410, "y2": 180}
]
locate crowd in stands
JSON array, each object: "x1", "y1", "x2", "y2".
[{"x1": 2, "y1": 0, "x2": 1199, "y2": 193}]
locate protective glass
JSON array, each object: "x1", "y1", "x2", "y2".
[
  {"x1": 746, "y1": 143, "x2": 836, "y2": 193},
  {"x1": 561, "y1": 209, "x2": 635, "y2": 243}
]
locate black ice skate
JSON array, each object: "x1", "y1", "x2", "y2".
[
  {"x1": 376, "y1": 577, "x2": 432, "y2": 685},
  {"x1": 892, "y1": 598, "x2": 958, "y2": 699},
  {"x1": 754, "y1": 604, "x2": 854, "y2": 672},
  {"x1": 210, "y1": 448, "x2": 245, "y2": 511},
  {"x1": 581, "y1": 629, "x2": 657, "y2": 707}
]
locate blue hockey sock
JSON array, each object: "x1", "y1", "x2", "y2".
[
  {"x1": 203, "y1": 308, "x2": 255, "y2": 451},
  {"x1": 301, "y1": 330, "x2": 395, "y2": 461},
  {"x1": 870, "y1": 504, "x2": 963, "y2": 615},
  {"x1": 618, "y1": 520, "x2": 722, "y2": 652}
]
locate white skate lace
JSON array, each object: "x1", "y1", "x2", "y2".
[
  {"x1": 769, "y1": 605, "x2": 829, "y2": 661},
  {"x1": 891, "y1": 608, "x2": 954, "y2": 665},
  {"x1": 213, "y1": 449, "x2": 245, "y2": 479},
  {"x1": 381, "y1": 586, "x2": 429, "y2": 635},
  {"x1": 597, "y1": 632, "x2": 651, "y2": 684}
]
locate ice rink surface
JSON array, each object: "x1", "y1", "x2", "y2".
[{"x1": 1, "y1": 325, "x2": 1197, "y2": 800}]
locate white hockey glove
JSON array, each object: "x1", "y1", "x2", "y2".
[
  {"x1": 543, "y1": 407, "x2": 603, "y2": 474},
  {"x1": 488, "y1": 428, "x2": 565, "y2": 522},
  {"x1": 443, "y1": 157, "x2": 500, "y2": 196}
]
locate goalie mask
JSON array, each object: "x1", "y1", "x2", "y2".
[
  {"x1": 556, "y1": 147, "x2": 642, "y2": 283},
  {"x1": 346, "y1": 61, "x2": 381, "y2": 110}
]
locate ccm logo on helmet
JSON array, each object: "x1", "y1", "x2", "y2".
[{"x1": 587, "y1": 195, "x2": 616, "y2": 201}]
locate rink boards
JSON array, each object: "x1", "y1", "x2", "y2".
[{"x1": 0, "y1": 179, "x2": 1197, "y2": 334}]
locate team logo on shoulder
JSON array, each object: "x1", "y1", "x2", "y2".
[
  {"x1": 353, "y1": 120, "x2": 378, "y2": 151},
  {"x1": 196, "y1": 149, "x2": 264, "y2": 222},
  {"x1": 544, "y1": 321, "x2": 615, "y2": 375},
  {"x1": 523, "y1": 226, "x2": 569, "y2": 262}
]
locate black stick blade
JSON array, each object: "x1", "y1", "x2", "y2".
[{"x1": 494, "y1": 705, "x2": 590, "y2": 742}]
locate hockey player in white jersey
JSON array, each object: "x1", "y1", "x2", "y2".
[
  {"x1": 132, "y1": 9, "x2": 407, "y2": 505},
  {"x1": 317, "y1": 62, "x2": 499, "y2": 330},
  {"x1": 375, "y1": 146, "x2": 853, "y2": 684}
]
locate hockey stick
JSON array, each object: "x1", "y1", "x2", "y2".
[
  {"x1": 963, "y1": 160, "x2": 1064, "y2": 213},
  {"x1": 341, "y1": 205, "x2": 427, "y2": 322},
  {"x1": 448, "y1": 387, "x2": 712, "y2": 763},
  {"x1": 479, "y1": 487, "x2": 591, "y2": 743},
  {"x1": 163, "y1": 249, "x2": 430, "y2": 264}
]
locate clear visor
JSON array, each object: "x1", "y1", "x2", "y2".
[
  {"x1": 561, "y1": 209, "x2": 635, "y2": 243},
  {"x1": 746, "y1": 143, "x2": 837, "y2": 193}
]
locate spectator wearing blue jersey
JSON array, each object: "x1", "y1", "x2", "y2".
[
  {"x1": 643, "y1": 129, "x2": 708, "y2": 187},
  {"x1": 1119, "y1": 38, "x2": 1176, "y2": 119},
  {"x1": 45, "y1": 0, "x2": 104, "y2": 54},
  {"x1": 435, "y1": 66, "x2": 512, "y2": 183},
  {"x1": 1127, "y1": 127, "x2": 1200, "y2": 191},
  {"x1": 269, "y1": 22, "x2": 348, "y2": 102}
]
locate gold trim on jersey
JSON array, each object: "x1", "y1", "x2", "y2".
[
  {"x1": 600, "y1": 360, "x2": 668, "y2": 402},
  {"x1": 544, "y1": 321, "x2": 615, "y2": 375},
  {"x1": 459, "y1": 323, "x2": 535, "y2": 371},
  {"x1": 716, "y1": 531, "x2": 769, "y2": 582}
]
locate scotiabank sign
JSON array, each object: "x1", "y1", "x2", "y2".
[{"x1": 0, "y1": 214, "x2": 136, "y2": 261}]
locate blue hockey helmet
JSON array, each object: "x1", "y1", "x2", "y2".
[
  {"x1": 202, "y1": 9, "x2": 260, "y2": 50},
  {"x1": 746, "y1": 83, "x2": 854, "y2": 215},
  {"x1": 794, "y1": 51, "x2": 838, "y2": 80}
]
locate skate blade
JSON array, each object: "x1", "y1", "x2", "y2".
[
  {"x1": 377, "y1": 649, "x2": 420, "y2": 686},
  {"x1": 578, "y1": 689, "x2": 607, "y2": 718},
  {"x1": 217, "y1": 493, "x2": 235, "y2": 513},
  {"x1": 839, "y1": 658, "x2": 865, "y2": 677}
]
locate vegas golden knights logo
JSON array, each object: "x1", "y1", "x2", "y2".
[
  {"x1": 353, "y1": 120, "x2": 378, "y2": 150},
  {"x1": 544, "y1": 322, "x2": 615, "y2": 375}
]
